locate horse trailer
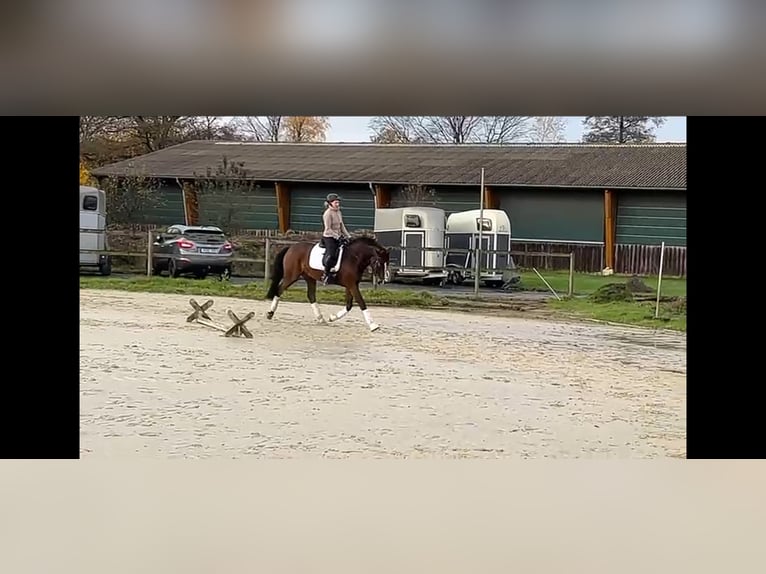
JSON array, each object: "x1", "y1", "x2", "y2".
[
  {"x1": 373, "y1": 207, "x2": 448, "y2": 284},
  {"x1": 79, "y1": 185, "x2": 112, "y2": 275},
  {"x1": 444, "y1": 209, "x2": 514, "y2": 287}
]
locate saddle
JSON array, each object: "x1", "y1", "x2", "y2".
[{"x1": 309, "y1": 238, "x2": 346, "y2": 272}]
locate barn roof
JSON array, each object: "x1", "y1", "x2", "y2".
[{"x1": 91, "y1": 141, "x2": 686, "y2": 190}]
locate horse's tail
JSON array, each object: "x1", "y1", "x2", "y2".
[{"x1": 266, "y1": 246, "x2": 289, "y2": 299}]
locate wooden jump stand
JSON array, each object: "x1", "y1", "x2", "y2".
[{"x1": 187, "y1": 298, "x2": 254, "y2": 338}]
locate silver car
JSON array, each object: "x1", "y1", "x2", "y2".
[{"x1": 152, "y1": 225, "x2": 233, "y2": 279}]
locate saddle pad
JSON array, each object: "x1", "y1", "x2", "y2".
[{"x1": 309, "y1": 243, "x2": 344, "y2": 272}]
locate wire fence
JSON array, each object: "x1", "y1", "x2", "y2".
[{"x1": 80, "y1": 229, "x2": 577, "y2": 297}]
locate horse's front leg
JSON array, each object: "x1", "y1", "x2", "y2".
[
  {"x1": 306, "y1": 277, "x2": 326, "y2": 323},
  {"x1": 328, "y1": 288, "x2": 354, "y2": 322},
  {"x1": 350, "y1": 282, "x2": 379, "y2": 332}
]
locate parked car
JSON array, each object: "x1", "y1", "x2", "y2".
[{"x1": 151, "y1": 225, "x2": 233, "y2": 279}]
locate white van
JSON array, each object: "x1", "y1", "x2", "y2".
[{"x1": 79, "y1": 185, "x2": 112, "y2": 275}]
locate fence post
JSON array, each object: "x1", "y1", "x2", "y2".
[
  {"x1": 654, "y1": 241, "x2": 666, "y2": 319},
  {"x1": 568, "y1": 252, "x2": 574, "y2": 297},
  {"x1": 264, "y1": 237, "x2": 272, "y2": 283},
  {"x1": 146, "y1": 229, "x2": 153, "y2": 276}
]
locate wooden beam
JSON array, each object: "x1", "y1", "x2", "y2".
[
  {"x1": 483, "y1": 186, "x2": 500, "y2": 209},
  {"x1": 275, "y1": 182, "x2": 291, "y2": 233},
  {"x1": 178, "y1": 179, "x2": 200, "y2": 225},
  {"x1": 604, "y1": 189, "x2": 616, "y2": 269},
  {"x1": 373, "y1": 184, "x2": 391, "y2": 208}
]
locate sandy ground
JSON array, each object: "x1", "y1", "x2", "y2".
[{"x1": 80, "y1": 290, "x2": 687, "y2": 458}]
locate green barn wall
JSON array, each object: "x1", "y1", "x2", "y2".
[
  {"x1": 197, "y1": 184, "x2": 278, "y2": 230},
  {"x1": 498, "y1": 188, "x2": 604, "y2": 243},
  {"x1": 616, "y1": 191, "x2": 686, "y2": 246},
  {"x1": 289, "y1": 184, "x2": 375, "y2": 232}
]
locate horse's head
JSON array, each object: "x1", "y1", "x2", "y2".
[
  {"x1": 348, "y1": 236, "x2": 390, "y2": 284},
  {"x1": 369, "y1": 245, "x2": 390, "y2": 284}
]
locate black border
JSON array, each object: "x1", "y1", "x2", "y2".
[
  {"x1": 686, "y1": 116, "x2": 762, "y2": 458},
  {"x1": 0, "y1": 116, "x2": 80, "y2": 459}
]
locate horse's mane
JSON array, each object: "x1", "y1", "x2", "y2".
[{"x1": 348, "y1": 235, "x2": 385, "y2": 251}]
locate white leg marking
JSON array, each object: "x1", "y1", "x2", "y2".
[
  {"x1": 269, "y1": 296, "x2": 280, "y2": 312},
  {"x1": 362, "y1": 309, "x2": 380, "y2": 332},
  {"x1": 328, "y1": 307, "x2": 348, "y2": 322},
  {"x1": 311, "y1": 302, "x2": 326, "y2": 323}
]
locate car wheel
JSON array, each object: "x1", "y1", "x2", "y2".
[{"x1": 98, "y1": 258, "x2": 112, "y2": 276}]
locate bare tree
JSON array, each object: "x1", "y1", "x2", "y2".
[
  {"x1": 369, "y1": 117, "x2": 417, "y2": 143},
  {"x1": 79, "y1": 116, "x2": 130, "y2": 144},
  {"x1": 191, "y1": 156, "x2": 260, "y2": 231},
  {"x1": 185, "y1": 116, "x2": 239, "y2": 140},
  {"x1": 529, "y1": 117, "x2": 568, "y2": 143},
  {"x1": 370, "y1": 116, "x2": 532, "y2": 144},
  {"x1": 231, "y1": 116, "x2": 284, "y2": 142},
  {"x1": 98, "y1": 164, "x2": 165, "y2": 227},
  {"x1": 397, "y1": 184, "x2": 439, "y2": 207}
]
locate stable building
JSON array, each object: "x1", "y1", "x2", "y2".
[{"x1": 91, "y1": 141, "x2": 687, "y2": 276}]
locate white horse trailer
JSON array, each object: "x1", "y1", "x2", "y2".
[
  {"x1": 374, "y1": 207, "x2": 448, "y2": 284},
  {"x1": 79, "y1": 185, "x2": 112, "y2": 275},
  {"x1": 444, "y1": 209, "x2": 513, "y2": 287}
]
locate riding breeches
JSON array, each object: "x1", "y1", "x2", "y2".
[{"x1": 322, "y1": 237, "x2": 340, "y2": 271}]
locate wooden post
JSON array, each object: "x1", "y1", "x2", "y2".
[
  {"x1": 177, "y1": 179, "x2": 200, "y2": 226},
  {"x1": 604, "y1": 189, "x2": 616, "y2": 270},
  {"x1": 484, "y1": 186, "x2": 500, "y2": 209},
  {"x1": 147, "y1": 230, "x2": 153, "y2": 276},
  {"x1": 373, "y1": 184, "x2": 391, "y2": 208},
  {"x1": 275, "y1": 182, "x2": 291, "y2": 233},
  {"x1": 264, "y1": 237, "x2": 271, "y2": 283},
  {"x1": 568, "y1": 252, "x2": 574, "y2": 297}
]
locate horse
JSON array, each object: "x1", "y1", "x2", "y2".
[{"x1": 264, "y1": 235, "x2": 390, "y2": 331}]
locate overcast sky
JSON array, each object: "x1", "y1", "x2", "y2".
[{"x1": 324, "y1": 116, "x2": 686, "y2": 143}]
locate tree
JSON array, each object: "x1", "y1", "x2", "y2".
[
  {"x1": 80, "y1": 160, "x2": 94, "y2": 185},
  {"x1": 98, "y1": 165, "x2": 165, "y2": 227},
  {"x1": 397, "y1": 184, "x2": 439, "y2": 207},
  {"x1": 190, "y1": 156, "x2": 260, "y2": 230},
  {"x1": 231, "y1": 116, "x2": 284, "y2": 142},
  {"x1": 282, "y1": 116, "x2": 330, "y2": 142},
  {"x1": 369, "y1": 116, "x2": 532, "y2": 144},
  {"x1": 581, "y1": 116, "x2": 667, "y2": 144},
  {"x1": 529, "y1": 117, "x2": 567, "y2": 143}
]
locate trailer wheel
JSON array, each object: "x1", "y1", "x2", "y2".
[
  {"x1": 383, "y1": 265, "x2": 394, "y2": 284},
  {"x1": 448, "y1": 269, "x2": 464, "y2": 285}
]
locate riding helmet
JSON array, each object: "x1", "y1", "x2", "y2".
[{"x1": 326, "y1": 193, "x2": 341, "y2": 202}]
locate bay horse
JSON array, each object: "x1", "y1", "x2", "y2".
[{"x1": 265, "y1": 236, "x2": 390, "y2": 331}]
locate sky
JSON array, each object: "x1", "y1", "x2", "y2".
[{"x1": 324, "y1": 116, "x2": 686, "y2": 143}]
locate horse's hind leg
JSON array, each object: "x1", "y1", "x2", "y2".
[
  {"x1": 306, "y1": 278, "x2": 326, "y2": 323},
  {"x1": 266, "y1": 270, "x2": 301, "y2": 320},
  {"x1": 328, "y1": 288, "x2": 354, "y2": 323}
]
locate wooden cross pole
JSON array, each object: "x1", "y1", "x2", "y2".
[
  {"x1": 187, "y1": 298, "x2": 215, "y2": 322},
  {"x1": 225, "y1": 310, "x2": 254, "y2": 338}
]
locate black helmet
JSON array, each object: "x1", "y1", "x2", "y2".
[{"x1": 326, "y1": 193, "x2": 341, "y2": 202}]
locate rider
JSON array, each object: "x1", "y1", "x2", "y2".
[{"x1": 321, "y1": 193, "x2": 351, "y2": 284}]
